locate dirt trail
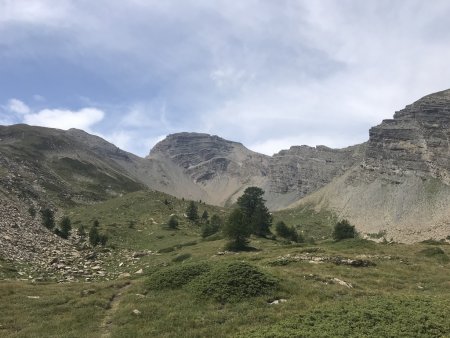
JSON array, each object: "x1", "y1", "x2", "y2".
[{"x1": 100, "y1": 282, "x2": 132, "y2": 338}]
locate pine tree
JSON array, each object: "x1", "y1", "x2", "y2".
[
  {"x1": 237, "y1": 187, "x2": 272, "y2": 237},
  {"x1": 40, "y1": 208, "x2": 55, "y2": 230},
  {"x1": 89, "y1": 226, "x2": 100, "y2": 246},
  {"x1": 186, "y1": 201, "x2": 199, "y2": 222},
  {"x1": 223, "y1": 209, "x2": 252, "y2": 250},
  {"x1": 201, "y1": 210, "x2": 209, "y2": 222},
  {"x1": 59, "y1": 216, "x2": 72, "y2": 239}
]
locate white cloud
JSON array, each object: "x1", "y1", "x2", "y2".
[
  {"x1": 0, "y1": 0, "x2": 70, "y2": 25},
  {"x1": 7, "y1": 98, "x2": 30, "y2": 114},
  {"x1": 23, "y1": 107, "x2": 104, "y2": 131},
  {"x1": 2, "y1": 0, "x2": 450, "y2": 156}
]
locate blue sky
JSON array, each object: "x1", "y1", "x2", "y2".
[{"x1": 1, "y1": 0, "x2": 450, "y2": 156}]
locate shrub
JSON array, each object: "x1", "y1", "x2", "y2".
[
  {"x1": 59, "y1": 216, "x2": 72, "y2": 239},
  {"x1": 28, "y1": 206, "x2": 36, "y2": 218},
  {"x1": 275, "y1": 221, "x2": 303, "y2": 243},
  {"x1": 40, "y1": 208, "x2": 55, "y2": 230},
  {"x1": 158, "y1": 246, "x2": 176, "y2": 253},
  {"x1": 419, "y1": 247, "x2": 449, "y2": 263},
  {"x1": 332, "y1": 220, "x2": 356, "y2": 241},
  {"x1": 89, "y1": 226, "x2": 100, "y2": 246},
  {"x1": 99, "y1": 234, "x2": 108, "y2": 246},
  {"x1": 189, "y1": 261, "x2": 278, "y2": 303},
  {"x1": 172, "y1": 253, "x2": 192, "y2": 262},
  {"x1": 201, "y1": 214, "x2": 222, "y2": 238},
  {"x1": 146, "y1": 262, "x2": 211, "y2": 290},
  {"x1": 167, "y1": 215, "x2": 179, "y2": 229}
]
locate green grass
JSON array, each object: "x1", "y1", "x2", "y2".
[
  {"x1": 272, "y1": 206, "x2": 337, "y2": 241},
  {"x1": 2, "y1": 191, "x2": 450, "y2": 337},
  {"x1": 68, "y1": 189, "x2": 227, "y2": 251},
  {"x1": 0, "y1": 280, "x2": 128, "y2": 338}
]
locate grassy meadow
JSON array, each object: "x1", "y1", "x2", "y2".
[{"x1": 1, "y1": 190, "x2": 449, "y2": 337}]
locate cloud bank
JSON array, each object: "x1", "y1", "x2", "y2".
[{"x1": 1, "y1": 1, "x2": 450, "y2": 156}]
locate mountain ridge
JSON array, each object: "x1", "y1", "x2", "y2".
[{"x1": 1, "y1": 89, "x2": 450, "y2": 241}]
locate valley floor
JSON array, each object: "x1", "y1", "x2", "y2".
[{"x1": 1, "y1": 238, "x2": 449, "y2": 338}]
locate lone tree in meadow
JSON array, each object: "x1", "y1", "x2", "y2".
[
  {"x1": 186, "y1": 201, "x2": 199, "y2": 222},
  {"x1": 237, "y1": 187, "x2": 272, "y2": 237},
  {"x1": 332, "y1": 219, "x2": 356, "y2": 241},
  {"x1": 167, "y1": 215, "x2": 179, "y2": 229},
  {"x1": 223, "y1": 209, "x2": 252, "y2": 250}
]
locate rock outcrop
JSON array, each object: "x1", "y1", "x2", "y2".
[{"x1": 294, "y1": 89, "x2": 450, "y2": 242}]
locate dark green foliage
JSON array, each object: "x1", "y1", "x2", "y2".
[
  {"x1": 89, "y1": 226, "x2": 100, "y2": 246},
  {"x1": 28, "y1": 206, "x2": 36, "y2": 218},
  {"x1": 78, "y1": 226, "x2": 86, "y2": 240},
  {"x1": 223, "y1": 209, "x2": 252, "y2": 250},
  {"x1": 146, "y1": 262, "x2": 211, "y2": 290},
  {"x1": 275, "y1": 221, "x2": 303, "y2": 243},
  {"x1": 237, "y1": 187, "x2": 272, "y2": 237},
  {"x1": 419, "y1": 247, "x2": 449, "y2": 263},
  {"x1": 201, "y1": 214, "x2": 222, "y2": 238},
  {"x1": 59, "y1": 216, "x2": 72, "y2": 239},
  {"x1": 332, "y1": 219, "x2": 356, "y2": 241},
  {"x1": 158, "y1": 246, "x2": 176, "y2": 253},
  {"x1": 167, "y1": 215, "x2": 179, "y2": 229},
  {"x1": 172, "y1": 253, "x2": 192, "y2": 262},
  {"x1": 201, "y1": 210, "x2": 209, "y2": 222},
  {"x1": 99, "y1": 234, "x2": 108, "y2": 246},
  {"x1": 93, "y1": 219, "x2": 99, "y2": 227},
  {"x1": 40, "y1": 208, "x2": 55, "y2": 230},
  {"x1": 186, "y1": 201, "x2": 199, "y2": 222},
  {"x1": 242, "y1": 296, "x2": 450, "y2": 338},
  {"x1": 189, "y1": 261, "x2": 278, "y2": 303}
]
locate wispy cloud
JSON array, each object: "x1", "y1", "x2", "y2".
[{"x1": 7, "y1": 98, "x2": 30, "y2": 114}]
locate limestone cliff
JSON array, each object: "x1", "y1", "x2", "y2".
[{"x1": 294, "y1": 89, "x2": 450, "y2": 242}]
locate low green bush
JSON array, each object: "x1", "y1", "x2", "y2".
[
  {"x1": 419, "y1": 247, "x2": 449, "y2": 263},
  {"x1": 189, "y1": 261, "x2": 278, "y2": 303},
  {"x1": 172, "y1": 253, "x2": 192, "y2": 262},
  {"x1": 241, "y1": 296, "x2": 450, "y2": 338},
  {"x1": 146, "y1": 262, "x2": 211, "y2": 290}
]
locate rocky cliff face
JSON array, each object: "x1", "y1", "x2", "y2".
[
  {"x1": 364, "y1": 90, "x2": 450, "y2": 182},
  {"x1": 264, "y1": 144, "x2": 365, "y2": 208},
  {"x1": 148, "y1": 133, "x2": 270, "y2": 205},
  {"x1": 147, "y1": 132, "x2": 364, "y2": 208},
  {"x1": 295, "y1": 89, "x2": 450, "y2": 242}
]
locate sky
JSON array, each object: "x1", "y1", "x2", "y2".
[{"x1": 1, "y1": 0, "x2": 450, "y2": 157}]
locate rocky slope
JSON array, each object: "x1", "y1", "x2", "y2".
[{"x1": 294, "y1": 89, "x2": 450, "y2": 242}]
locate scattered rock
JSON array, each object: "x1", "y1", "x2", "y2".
[
  {"x1": 135, "y1": 269, "x2": 143, "y2": 274},
  {"x1": 268, "y1": 299, "x2": 287, "y2": 305},
  {"x1": 132, "y1": 309, "x2": 141, "y2": 316}
]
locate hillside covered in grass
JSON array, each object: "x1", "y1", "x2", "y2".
[{"x1": 1, "y1": 188, "x2": 450, "y2": 337}]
